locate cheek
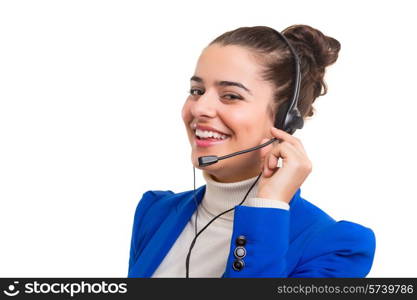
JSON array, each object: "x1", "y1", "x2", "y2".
[
  {"x1": 224, "y1": 108, "x2": 260, "y2": 135},
  {"x1": 181, "y1": 101, "x2": 191, "y2": 123},
  {"x1": 223, "y1": 106, "x2": 271, "y2": 143}
]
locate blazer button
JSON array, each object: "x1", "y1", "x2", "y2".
[
  {"x1": 234, "y1": 246, "x2": 246, "y2": 259},
  {"x1": 232, "y1": 259, "x2": 245, "y2": 271},
  {"x1": 235, "y1": 235, "x2": 246, "y2": 246}
]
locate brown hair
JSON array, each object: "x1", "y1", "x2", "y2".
[{"x1": 208, "y1": 25, "x2": 341, "y2": 121}]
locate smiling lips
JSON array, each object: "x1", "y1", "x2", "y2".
[
  {"x1": 195, "y1": 135, "x2": 229, "y2": 147},
  {"x1": 195, "y1": 128, "x2": 229, "y2": 140},
  {"x1": 192, "y1": 124, "x2": 231, "y2": 147},
  {"x1": 193, "y1": 124, "x2": 230, "y2": 135}
]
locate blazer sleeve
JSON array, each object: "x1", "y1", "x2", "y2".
[
  {"x1": 223, "y1": 206, "x2": 376, "y2": 278},
  {"x1": 223, "y1": 205, "x2": 290, "y2": 277}
]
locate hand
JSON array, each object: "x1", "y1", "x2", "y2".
[{"x1": 257, "y1": 127, "x2": 312, "y2": 204}]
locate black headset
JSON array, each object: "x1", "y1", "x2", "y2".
[
  {"x1": 197, "y1": 30, "x2": 304, "y2": 168},
  {"x1": 186, "y1": 29, "x2": 304, "y2": 278}
]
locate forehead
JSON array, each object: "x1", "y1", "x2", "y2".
[{"x1": 194, "y1": 44, "x2": 264, "y2": 85}]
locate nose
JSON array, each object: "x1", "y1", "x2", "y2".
[{"x1": 190, "y1": 89, "x2": 218, "y2": 119}]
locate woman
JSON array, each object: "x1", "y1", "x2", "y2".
[{"x1": 128, "y1": 25, "x2": 376, "y2": 278}]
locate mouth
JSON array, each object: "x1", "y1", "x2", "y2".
[{"x1": 193, "y1": 129, "x2": 231, "y2": 147}]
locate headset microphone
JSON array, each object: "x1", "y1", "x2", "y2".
[
  {"x1": 197, "y1": 30, "x2": 304, "y2": 167},
  {"x1": 198, "y1": 138, "x2": 279, "y2": 167}
]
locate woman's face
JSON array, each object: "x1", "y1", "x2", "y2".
[{"x1": 181, "y1": 43, "x2": 275, "y2": 183}]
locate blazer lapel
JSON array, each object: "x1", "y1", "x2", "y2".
[{"x1": 131, "y1": 185, "x2": 206, "y2": 277}]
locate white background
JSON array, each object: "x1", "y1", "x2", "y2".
[{"x1": 1, "y1": 0, "x2": 416, "y2": 277}]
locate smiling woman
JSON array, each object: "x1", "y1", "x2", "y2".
[{"x1": 127, "y1": 25, "x2": 376, "y2": 278}]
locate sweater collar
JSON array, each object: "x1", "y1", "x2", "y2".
[{"x1": 200, "y1": 170, "x2": 261, "y2": 221}]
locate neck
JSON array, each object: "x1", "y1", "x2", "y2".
[
  {"x1": 207, "y1": 165, "x2": 263, "y2": 183},
  {"x1": 200, "y1": 170, "x2": 261, "y2": 221}
]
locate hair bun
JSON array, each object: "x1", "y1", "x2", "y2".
[
  {"x1": 282, "y1": 25, "x2": 341, "y2": 110},
  {"x1": 283, "y1": 24, "x2": 341, "y2": 69}
]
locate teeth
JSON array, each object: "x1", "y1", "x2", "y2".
[{"x1": 195, "y1": 129, "x2": 228, "y2": 140}]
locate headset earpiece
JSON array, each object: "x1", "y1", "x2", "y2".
[
  {"x1": 271, "y1": 29, "x2": 304, "y2": 135},
  {"x1": 284, "y1": 107, "x2": 304, "y2": 135}
]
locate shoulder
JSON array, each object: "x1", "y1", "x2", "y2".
[
  {"x1": 130, "y1": 189, "x2": 189, "y2": 246},
  {"x1": 297, "y1": 220, "x2": 376, "y2": 277},
  {"x1": 297, "y1": 199, "x2": 376, "y2": 276},
  {"x1": 293, "y1": 194, "x2": 375, "y2": 251},
  {"x1": 132, "y1": 188, "x2": 200, "y2": 222},
  {"x1": 308, "y1": 220, "x2": 376, "y2": 252},
  {"x1": 133, "y1": 189, "x2": 185, "y2": 218},
  {"x1": 289, "y1": 193, "x2": 376, "y2": 277},
  {"x1": 136, "y1": 190, "x2": 176, "y2": 208}
]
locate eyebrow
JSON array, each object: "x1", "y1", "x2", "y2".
[{"x1": 190, "y1": 75, "x2": 252, "y2": 95}]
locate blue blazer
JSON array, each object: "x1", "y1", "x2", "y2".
[{"x1": 128, "y1": 186, "x2": 376, "y2": 278}]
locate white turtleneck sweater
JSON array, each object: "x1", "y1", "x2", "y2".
[{"x1": 152, "y1": 171, "x2": 289, "y2": 278}]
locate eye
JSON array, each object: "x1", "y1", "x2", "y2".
[
  {"x1": 188, "y1": 88, "x2": 243, "y2": 101},
  {"x1": 188, "y1": 88, "x2": 204, "y2": 96},
  {"x1": 222, "y1": 94, "x2": 243, "y2": 101}
]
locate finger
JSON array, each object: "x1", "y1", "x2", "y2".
[
  {"x1": 271, "y1": 127, "x2": 307, "y2": 156},
  {"x1": 263, "y1": 157, "x2": 277, "y2": 177},
  {"x1": 270, "y1": 140, "x2": 303, "y2": 162},
  {"x1": 259, "y1": 137, "x2": 274, "y2": 163},
  {"x1": 264, "y1": 154, "x2": 281, "y2": 178},
  {"x1": 268, "y1": 154, "x2": 278, "y2": 170},
  {"x1": 271, "y1": 127, "x2": 304, "y2": 150},
  {"x1": 263, "y1": 141, "x2": 302, "y2": 177},
  {"x1": 263, "y1": 158, "x2": 270, "y2": 177}
]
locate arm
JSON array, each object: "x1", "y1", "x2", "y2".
[{"x1": 223, "y1": 206, "x2": 376, "y2": 278}]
